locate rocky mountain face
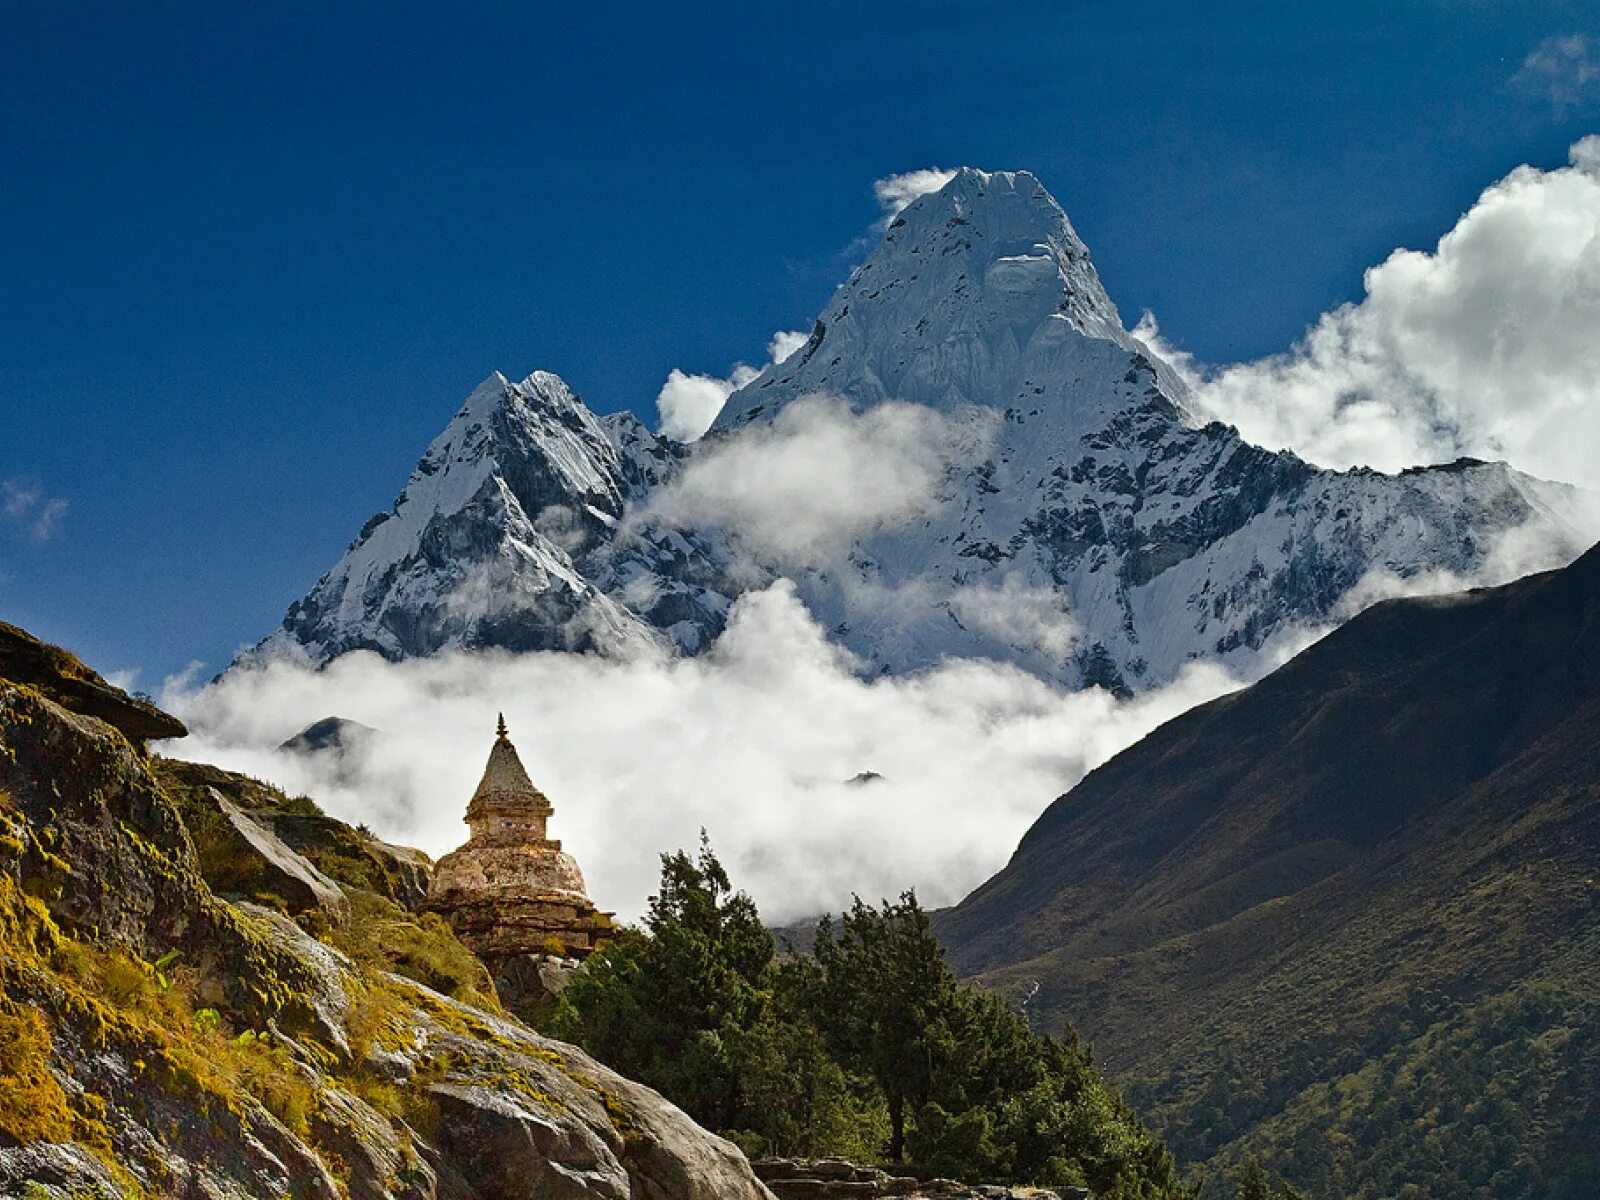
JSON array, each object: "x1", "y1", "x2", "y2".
[
  {"x1": 0, "y1": 624, "x2": 772, "y2": 1200},
  {"x1": 935, "y1": 542, "x2": 1600, "y2": 1197},
  {"x1": 249, "y1": 169, "x2": 1587, "y2": 692},
  {"x1": 249, "y1": 372, "x2": 733, "y2": 665}
]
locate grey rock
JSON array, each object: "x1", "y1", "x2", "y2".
[
  {"x1": 209, "y1": 789, "x2": 350, "y2": 917},
  {"x1": 0, "y1": 1144, "x2": 123, "y2": 1200}
]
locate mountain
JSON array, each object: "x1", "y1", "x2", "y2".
[
  {"x1": 248, "y1": 169, "x2": 1588, "y2": 692},
  {"x1": 249, "y1": 371, "x2": 734, "y2": 665},
  {"x1": 935, "y1": 540, "x2": 1600, "y2": 1197},
  {"x1": 279, "y1": 715, "x2": 381, "y2": 755}
]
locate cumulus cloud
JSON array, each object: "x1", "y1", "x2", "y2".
[
  {"x1": 873, "y1": 167, "x2": 958, "y2": 224},
  {"x1": 2, "y1": 479, "x2": 68, "y2": 542},
  {"x1": 646, "y1": 394, "x2": 988, "y2": 568},
  {"x1": 1164, "y1": 138, "x2": 1600, "y2": 492},
  {"x1": 1513, "y1": 34, "x2": 1600, "y2": 113},
  {"x1": 657, "y1": 367, "x2": 758, "y2": 444},
  {"x1": 656, "y1": 330, "x2": 811, "y2": 443},
  {"x1": 768, "y1": 329, "x2": 809, "y2": 364},
  {"x1": 162, "y1": 581, "x2": 1240, "y2": 925}
]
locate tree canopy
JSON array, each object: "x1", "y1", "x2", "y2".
[{"x1": 548, "y1": 835, "x2": 1189, "y2": 1195}]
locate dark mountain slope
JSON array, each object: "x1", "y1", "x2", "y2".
[{"x1": 937, "y1": 541, "x2": 1600, "y2": 1196}]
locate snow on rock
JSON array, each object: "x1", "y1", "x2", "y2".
[{"x1": 247, "y1": 169, "x2": 1590, "y2": 692}]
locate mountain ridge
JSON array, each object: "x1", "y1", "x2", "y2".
[{"x1": 244, "y1": 168, "x2": 1591, "y2": 693}]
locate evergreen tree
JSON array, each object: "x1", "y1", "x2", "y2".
[
  {"x1": 554, "y1": 844, "x2": 1190, "y2": 1194},
  {"x1": 811, "y1": 891, "x2": 955, "y2": 1162},
  {"x1": 551, "y1": 833, "x2": 772, "y2": 1129}
]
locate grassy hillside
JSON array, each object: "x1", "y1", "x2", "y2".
[
  {"x1": 0, "y1": 622, "x2": 772, "y2": 1199},
  {"x1": 937, "y1": 543, "x2": 1600, "y2": 1197}
]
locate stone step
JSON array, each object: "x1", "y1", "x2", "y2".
[{"x1": 752, "y1": 1159, "x2": 1083, "y2": 1200}]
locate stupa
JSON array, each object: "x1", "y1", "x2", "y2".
[{"x1": 429, "y1": 716, "x2": 608, "y2": 982}]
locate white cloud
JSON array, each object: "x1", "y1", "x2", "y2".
[
  {"x1": 1572, "y1": 133, "x2": 1600, "y2": 176},
  {"x1": 2, "y1": 479, "x2": 69, "y2": 542},
  {"x1": 163, "y1": 581, "x2": 1240, "y2": 925},
  {"x1": 655, "y1": 330, "x2": 811, "y2": 443},
  {"x1": 768, "y1": 329, "x2": 809, "y2": 364},
  {"x1": 1167, "y1": 138, "x2": 1600, "y2": 492},
  {"x1": 646, "y1": 394, "x2": 987, "y2": 567},
  {"x1": 873, "y1": 167, "x2": 958, "y2": 224},
  {"x1": 657, "y1": 367, "x2": 755, "y2": 444},
  {"x1": 1513, "y1": 34, "x2": 1600, "y2": 113},
  {"x1": 948, "y1": 573, "x2": 1079, "y2": 658}
]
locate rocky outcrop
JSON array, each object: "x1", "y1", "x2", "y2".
[
  {"x1": 153, "y1": 756, "x2": 435, "y2": 911},
  {"x1": 196, "y1": 788, "x2": 350, "y2": 916},
  {"x1": 0, "y1": 619, "x2": 186, "y2": 743},
  {"x1": 0, "y1": 628, "x2": 773, "y2": 1200},
  {"x1": 493, "y1": 950, "x2": 584, "y2": 1015}
]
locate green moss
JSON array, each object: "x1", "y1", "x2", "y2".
[
  {"x1": 322, "y1": 889, "x2": 497, "y2": 1008},
  {"x1": 0, "y1": 622, "x2": 98, "y2": 685},
  {"x1": 0, "y1": 1004, "x2": 76, "y2": 1142},
  {"x1": 149, "y1": 757, "x2": 323, "y2": 819}
]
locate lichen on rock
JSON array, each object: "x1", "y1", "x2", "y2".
[{"x1": 0, "y1": 625, "x2": 775, "y2": 1200}]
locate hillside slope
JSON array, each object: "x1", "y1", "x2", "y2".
[
  {"x1": 0, "y1": 622, "x2": 772, "y2": 1200},
  {"x1": 938, "y1": 541, "x2": 1600, "y2": 1197}
]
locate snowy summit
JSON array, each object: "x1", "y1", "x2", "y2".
[{"x1": 248, "y1": 169, "x2": 1588, "y2": 694}]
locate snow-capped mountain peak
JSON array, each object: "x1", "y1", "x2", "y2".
[
  {"x1": 246, "y1": 368, "x2": 683, "y2": 665},
  {"x1": 717, "y1": 166, "x2": 1186, "y2": 429},
  {"x1": 250, "y1": 170, "x2": 1589, "y2": 694}
]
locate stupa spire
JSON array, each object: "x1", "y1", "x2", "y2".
[
  {"x1": 465, "y1": 717, "x2": 551, "y2": 835},
  {"x1": 496, "y1": 712, "x2": 508, "y2": 740}
]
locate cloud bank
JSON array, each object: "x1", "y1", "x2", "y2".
[
  {"x1": 163, "y1": 582, "x2": 1239, "y2": 926},
  {"x1": 646, "y1": 394, "x2": 984, "y2": 569},
  {"x1": 1152, "y1": 138, "x2": 1600, "y2": 493}
]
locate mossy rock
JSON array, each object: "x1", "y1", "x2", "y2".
[
  {"x1": 0, "y1": 622, "x2": 185, "y2": 744},
  {"x1": 153, "y1": 757, "x2": 432, "y2": 910}
]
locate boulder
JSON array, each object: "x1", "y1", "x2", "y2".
[
  {"x1": 431, "y1": 1084, "x2": 630, "y2": 1200},
  {"x1": 494, "y1": 951, "x2": 583, "y2": 1018},
  {"x1": 749, "y1": 1161, "x2": 1062, "y2": 1200},
  {"x1": 260, "y1": 814, "x2": 434, "y2": 910},
  {"x1": 203, "y1": 791, "x2": 350, "y2": 916},
  {"x1": 396, "y1": 981, "x2": 775, "y2": 1200}
]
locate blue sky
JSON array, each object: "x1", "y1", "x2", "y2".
[{"x1": 3, "y1": 0, "x2": 1598, "y2": 682}]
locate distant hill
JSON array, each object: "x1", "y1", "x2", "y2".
[{"x1": 938, "y1": 541, "x2": 1600, "y2": 1198}]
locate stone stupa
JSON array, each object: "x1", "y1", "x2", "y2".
[{"x1": 429, "y1": 716, "x2": 609, "y2": 1002}]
